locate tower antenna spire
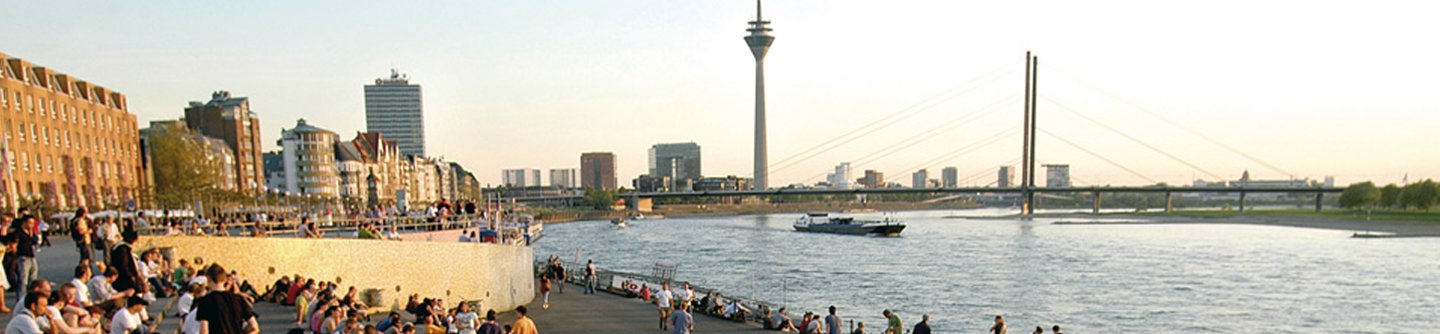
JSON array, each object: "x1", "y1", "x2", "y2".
[{"x1": 757, "y1": 0, "x2": 763, "y2": 20}]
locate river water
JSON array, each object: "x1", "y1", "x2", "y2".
[{"x1": 532, "y1": 209, "x2": 1439, "y2": 333}]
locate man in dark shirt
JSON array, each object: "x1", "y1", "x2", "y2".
[
  {"x1": 912, "y1": 314, "x2": 932, "y2": 334},
  {"x1": 194, "y1": 264, "x2": 258, "y2": 334},
  {"x1": 9, "y1": 216, "x2": 39, "y2": 292},
  {"x1": 108, "y1": 231, "x2": 145, "y2": 295}
]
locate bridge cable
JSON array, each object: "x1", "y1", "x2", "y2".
[
  {"x1": 1046, "y1": 65, "x2": 1294, "y2": 178},
  {"x1": 891, "y1": 126, "x2": 1021, "y2": 181},
  {"x1": 764, "y1": 65, "x2": 1021, "y2": 175},
  {"x1": 1042, "y1": 97, "x2": 1225, "y2": 180},
  {"x1": 1037, "y1": 128, "x2": 1159, "y2": 184},
  {"x1": 836, "y1": 94, "x2": 1020, "y2": 172}
]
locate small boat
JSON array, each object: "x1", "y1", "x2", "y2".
[
  {"x1": 629, "y1": 213, "x2": 665, "y2": 220},
  {"x1": 793, "y1": 212, "x2": 905, "y2": 236},
  {"x1": 610, "y1": 218, "x2": 630, "y2": 228}
]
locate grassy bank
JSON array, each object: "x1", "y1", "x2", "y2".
[{"x1": 1113, "y1": 208, "x2": 1440, "y2": 225}]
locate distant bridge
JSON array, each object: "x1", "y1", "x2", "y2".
[{"x1": 507, "y1": 186, "x2": 1343, "y2": 213}]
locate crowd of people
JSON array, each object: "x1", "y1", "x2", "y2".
[{"x1": 1, "y1": 205, "x2": 541, "y2": 334}]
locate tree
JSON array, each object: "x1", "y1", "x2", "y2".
[
  {"x1": 1379, "y1": 184, "x2": 1401, "y2": 208},
  {"x1": 1338, "y1": 181, "x2": 1380, "y2": 209},
  {"x1": 1399, "y1": 180, "x2": 1439, "y2": 211},
  {"x1": 148, "y1": 124, "x2": 222, "y2": 209},
  {"x1": 583, "y1": 188, "x2": 619, "y2": 210}
]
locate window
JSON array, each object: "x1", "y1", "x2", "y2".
[
  {"x1": 16, "y1": 122, "x2": 23, "y2": 142},
  {"x1": 19, "y1": 153, "x2": 27, "y2": 171},
  {"x1": 0, "y1": 88, "x2": 6, "y2": 105}
]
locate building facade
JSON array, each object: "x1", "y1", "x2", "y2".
[
  {"x1": 580, "y1": 152, "x2": 617, "y2": 190},
  {"x1": 501, "y1": 168, "x2": 541, "y2": 188},
  {"x1": 858, "y1": 170, "x2": 884, "y2": 189},
  {"x1": 184, "y1": 90, "x2": 264, "y2": 193},
  {"x1": 648, "y1": 142, "x2": 701, "y2": 190},
  {"x1": 0, "y1": 51, "x2": 143, "y2": 210},
  {"x1": 825, "y1": 162, "x2": 853, "y2": 189},
  {"x1": 549, "y1": 168, "x2": 577, "y2": 189},
  {"x1": 942, "y1": 166, "x2": 958, "y2": 188},
  {"x1": 1044, "y1": 164, "x2": 1071, "y2": 188},
  {"x1": 912, "y1": 169, "x2": 929, "y2": 189},
  {"x1": 279, "y1": 119, "x2": 339, "y2": 196},
  {"x1": 998, "y1": 166, "x2": 1014, "y2": 188},
  {"x1": 364, "y1": 69, "x2": 426, "y2": 157}
]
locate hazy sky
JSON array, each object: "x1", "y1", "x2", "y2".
[{"x1": 4, "y1": 0, "x2": 1437, "y2": 187}]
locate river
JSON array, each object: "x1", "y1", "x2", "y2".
[{"x1": 532, "y1": 209, "x2": 1439, "y2": 333}]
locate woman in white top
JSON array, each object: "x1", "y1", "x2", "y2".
[{"x1": 452, "y1": 302, "x2": 478, "y2": 334}]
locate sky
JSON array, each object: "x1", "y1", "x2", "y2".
[{"x1": 3, "y1": 0, "x2": 1437, "y2": 187}]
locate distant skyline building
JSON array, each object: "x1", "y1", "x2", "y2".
[
  {"x1": 501, "y1": 168, "x2": 541, "y2": 188},
  {"x1": 580, "y1": 152, "x2": 618, "y2": 190},
  {"x1": 364, "y1": 69, "x2": 426, "y2": 157},
  {"x1": 184, "y1": 90, "x2": 265, "y2": 193},
  {"x1": 825, "y1": 162, "x2": 853, "y2": 189},
  {"x1": 942, "y1": 166, "x2": 958, "y2": 188},
  {"x1": 549, "y1": 168, "x2": 577, "y2": 188},
  {"x1": 998, "y1": 166, "x2": 1015, "y2": 188},
  {"x1": 858, "y1": 170, "x2": 884, "y2": 189},
  {"x1": 745, "y1": 0, "x2": 775, "y2": 190},
  {"x1": 912, "y1": 169, "x2": 929, "y2": 189},
  {"x1": 1044, "y1": 164, "x2": 1071, "y2": 188},
  {"x1": 649, "y1": 142, "x2": 702, "y2": 190}
]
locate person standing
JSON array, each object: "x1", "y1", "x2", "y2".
[
  {"x1": 108, "y1": 231, "x2": 145, "y2": 297},
  {"x1": 95, "y1": 217, "x2": 120, "y2": 265},
  {"x1": 552, "y1": 261, "x2": 567, "y2": 294},
  {"x1": 825, "y1": 306, "x2": 842, "y2": 334},
  {"x1": 539, "y1": 276, "x2": 551, "y2": 309},
  {"x1": 193, "y1": 264, "x2": 259, "y2": 334},
  {"x1": 669, "y1": 303, "x2": 693, "y2": 334},
  {"x1": 988, "y1": 315, "x2": 1007, "y2": 334},
  {"x1": 656, "y1": 282, "x2": 674, "y2": 330},
  {"x1": 912, "y1": 314, "x2": 931, "y2": 334},
  {"x1": 9, "y1": 216, "x2": 39, "y2": 298},
  {"x1": 583, "y1": 260, "x2": 596, "y2": 295},
  {"x1": 70, "y1": 208, "x2": 93, "y2": 263},
  {"x1": 882, "y1": 310, "x2": 902, "y2": 334},
  {"x1": 508, "y1": 306, "x2": 537, "y2": 334}
]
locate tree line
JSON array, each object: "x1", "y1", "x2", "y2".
[{"x1": 1339, "y1": 179, "x2": 1440, "y2": 211}]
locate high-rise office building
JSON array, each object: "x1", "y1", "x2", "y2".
[
  {"x1": 364, "y1": 69, "x2": 426, "y2": 157},
  {"x1": 184, "y1": 90, "x2": 265, "y2": 193},
  {"x1": 2, "y1": 51, "x2": 145, "y2": 209},
  {"x1": 1044, "y1": 164, "x2": 1071, "y2": 188},
  {"x1": 649, "y1": 142, "x2": 701, "y2": 189},
  {"x1": 942, "y1": 166, "x2": 958, "y2": 188},
  {"x1": 825, "y1": 162, "x2": 853, "y2": 189},
  {"x1": 501, "y1": 169, "x2": 541, "y2": 188},
  {"x1": 549, "y1": 168, "x2": 577, "y2": 188},
  {"x1": 278, "y1": 119, "x2": 339, "y2": 196},
  {"x1": 998, "y1": 166, "x2": 1015, "y2": 188},
  {"x1": 580, "y1": 152, "x2": 618, "y2": 190},
  {"x1": 912, "y1": 169, "x2": 929, "y2": 189},
  {"x1": 858, "y1": 170, "x2": 884, "y2": 189}
]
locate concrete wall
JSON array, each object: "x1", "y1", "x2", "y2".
[{"x1": 135, "y1": 236, "x2": 534, "y2": 312}]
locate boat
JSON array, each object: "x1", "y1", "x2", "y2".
[
  {"x1": 610, "y1": 218, "x2": 630, "y2": 228},
  {"x1": 629, "y1": 213, "x2": 665, "y2": 220},
  {"x1": 793, "y1": 212, "x2": 905, "y2": 236}
]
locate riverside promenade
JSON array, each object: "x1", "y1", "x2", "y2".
[{"x1": 8, "y1": 238, "x2": 765, "y2": 334}]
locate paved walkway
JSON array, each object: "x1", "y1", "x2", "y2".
[{"x1": 6, "y1": 238, "x2": 766, "y2": 334}]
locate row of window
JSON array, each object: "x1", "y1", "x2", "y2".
[
  {"x1": 0, "y1": 87, "x2": 134, "y2": 135},
  {"x1": 9, "y1": 151, "x2": 127, "y2": 181},
  {"x1": 2, "y1": 120, "x2": 134, "y2": 157}
]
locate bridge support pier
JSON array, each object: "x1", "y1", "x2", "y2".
[
  {"x1": 1165, "y1": 192, "x2": 1173, "y2": 213},
  {"x1": 1092, "y1": 190, "x2": 1101, "y2": 215},
  {"x1": 1238, "y1": 191, "x2": 1247, "y2": 212},
  {"x1": 1314, "y1": 192, "x2": 1324, "y2": 212}
]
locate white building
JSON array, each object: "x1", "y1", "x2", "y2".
[
  {"x1": 279, "y1": 119, "x2": 339, "y2": 197},
  {"x1": 549, "y1": 168, "x2": 578, "y2": 189},
  {"x1": 502, "y1": 168, "x2": 542, "y2": 188},
  {"x1": 825, "y1": 162, "x2": 853, "y2": 189},
  {"x1": 1044, "y1": 164, "x2": 1071, "y2": 188}
]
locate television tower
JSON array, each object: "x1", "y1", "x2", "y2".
[{"x1": 745, "y1": 0, "x2": 775, "y2": 190}]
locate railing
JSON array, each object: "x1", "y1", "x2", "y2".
[
  {"x1": 130, "y1": 213, "x2": 493, "y2": 238},
  {"x1": 538, "y1": 259, "x2": 794, "y2": 329}
]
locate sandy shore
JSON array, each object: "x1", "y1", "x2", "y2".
[{"x1": 1047, "y1": 213, "x2": 1440, "y2": 238}]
